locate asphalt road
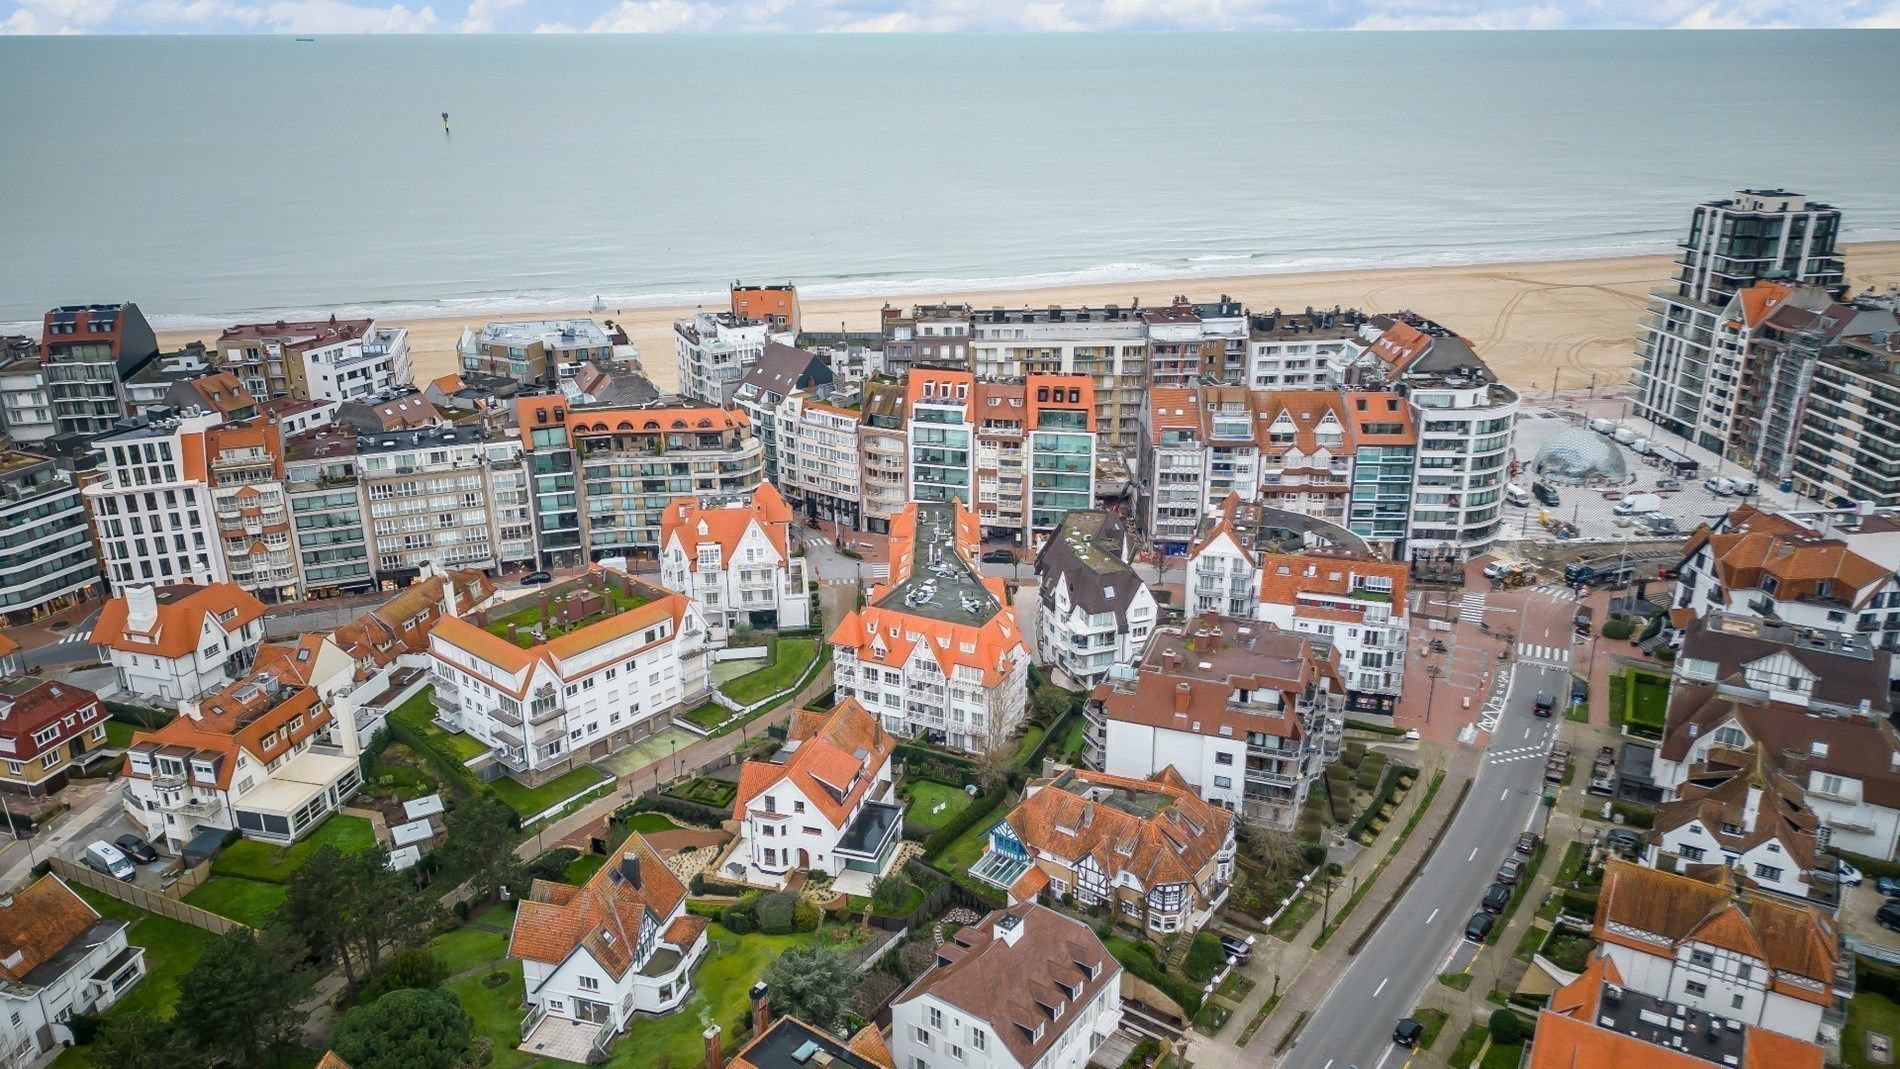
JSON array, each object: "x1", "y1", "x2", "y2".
[{"x1": 1280, "y1": 657, "x2": 1566, "y2": 1069}]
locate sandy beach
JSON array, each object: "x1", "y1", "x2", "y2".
[{"x1": 155, "y1": 243, "x2": 1900, "y2": 398}]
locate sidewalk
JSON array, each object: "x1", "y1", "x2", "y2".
[
  {"x1": 1186, "y1": 745, "x2": 1475, "y2": 1069},
  {"x1": 1, "y1": 595, "x2": 104, "y2": 654}
]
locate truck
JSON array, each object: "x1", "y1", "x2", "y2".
[
  {"x1": 1630, "y1": 437, "x2": 1653, "y2": 456},
  {"x1": 1611, "y1": 493, "x2": 1662, "y2": 515},
  {"x1": 1564, "y1": 559, "x2": 1636, "y2": 587}
]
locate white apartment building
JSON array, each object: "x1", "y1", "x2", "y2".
[
  {"x1": 777, "y1": 393, "x2": 864, "y2": 530},
  {"x1": 216, "y1": 317, "x2": 377, "y2": 400},
  {"x1": 1140, "y1": 386, "x2": 1264, "y2": 552},
  {"x1": 1398, "y1": 334, "x2": 1517, "y2": 561},
  {"x1": 0, "y1": 450, "x2": 101, "y2": 625},
  {"x1": 830, "y1": 500, "x2": 1030, "y2": 754},
  {"x1": 300, "y1": 326, "x2": 412, "y2": 403},
  {"x1": 676, "y1": 311, "x2": 778, "y2": 405},
  {"x1": 967, "y1": 305, "x2": 1149, "y2": 448},
  {"x1": 460, "y1": 319, "x2": 614, "y2": 387},
  {"x1": 0, "y1": 875, "x2": 147, "y2": 1069},
  {"x1": 859, "y1": 379, "x2": 910, "y2": 535},
  {"x1": 357, "y1": 424, "x2": 533, "y2": 584},
  {"x1": 428, "y1": 564, "x2": 715, "y2": 785},
  {"x1": 91, "y1": 582, "x2": 267, "y2": 704},
  {"x1": 728, "y1": 698, "x2": 904, "y2": 889},
  {"x1": 0, "y1": 341, "x2": 55, "y2": 444},
  {"x1": 83, "y1": 411, "x2": 227, "y2": 589},
  {"x1": 890, "y1": 906, "x2": 1122, "y2": 1069},
  {"x1": 729, "y1": 342, "x2": 833, "y2": 486},
  {"x1": 1244, "y1": 310, "x2": 1371, "y2": 388},
  {"x1": 657, "y1": 482, "x2": 811, "y2": 641},
  {"x1": 1033, "y1": 511, "x2": 1155, "y2": 690}
]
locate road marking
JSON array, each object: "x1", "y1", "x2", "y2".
[
  {"x1": 1523, "y1": 725, "x2": 1531, "y2": 738},
  {"x1": 1374, "y1": 1046, "x2": 1396, "y2": 1069},
  {"x1": 1323, "y1": 1061, "x2": 1334, "y2": 1069},
  {"x1": 1373, "y1": 977, "x2": 1388, "y2": 997},
  {"x1": 1501, "y1": 789, "x2": 1510, "y2": 801},
  {"x1": 1426, "y1": 908, "x2": 1439, "y2": 925},
  {"x1": 1467, "y1": 847, "x2": 1479, "y2": 862}
]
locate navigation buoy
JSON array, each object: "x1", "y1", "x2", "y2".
[{"x1": 441, "y1": 111, "x2": 451, "y2": 133}]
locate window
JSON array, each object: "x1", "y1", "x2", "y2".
[
  {"x1": 579, "y1": 976, "x2": 599, "y2": 991},
  {"x1": 949, "y1": 1046, "x2": 964, "y2": 1062},
  {"x1": 928, "y1": 1007, "x2": 942, "y2": 1030},
  {"x1": 1213, "y1": 776, "x2": 1232, "y2": 790},
  {"x1": 1686, "y1": 981, "x2": 1708, "y2": 997},
  {"x1": 1732, "y1": 994, "x2": 1745, "y2": 1010},
  {"x1": 1678, "y1": 845, "x2": 1705, "y2": 862},
  {"x1": 1214, "y1": 752, "x2": 1234, "y2": 766},
  {"x1": 1690, "y1": 949, "x2": 1714, "y2": 968},
  {"x1": 971, "y1": 1029, "x2": 986, "y2": 1052},
  {"x1": 1753, "y1": 864, "x2": 1783, "y2": 882}
]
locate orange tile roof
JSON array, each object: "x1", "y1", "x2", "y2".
[
  {"x1": 662, "y1": 913, "x2": 709, "y2": 949},
  {"x1": 1256, "y1": 389, "x2": 1354, "y2": 457},
  {"x1": 828, "y1": 605, "x2": 1024, "y2": 688},
  {"x1": 1536, "y1": 954, "x2": 1822, "y2": 1069},
  {"x1": 1366, "y1": 320, "x2": 1430, "y2": 371},
  {"x1": 1734, "y1": 281, "x2": 1796, "y2": 330},
  {"x1": 846, "y1": 1026, "x2": 895, "y2": 1069},
  {"x1": 1005, "y1": 767, "x2": 1232, "y2": 891},
  {"x1": 508, "y1": 831, "x2": 687, "y2": 979},
  {"x1": 431, "y1": 569, "x2": 692, "y2": 692},
  {"x1": 660, "y1": 482, "x2": 793, "y2": 573},
  {"x1": 732, "y1": 698, "x2": 895, "y2": 827},
  {"x1": 565, "y1": 405, "x2": 748, "y2": 437},
  {"x1": 315, "y1": 1055, "x2": 353, "y2": 1069},
  {"x1": 187, "y1": 372, "x2": 259, "y2": 417},
  {"x1": 91, "y1": 582, "x2": 267, "y2": 660},
  {"x1": 0, "y1": 875, "x2": 103, "y2": 983}
]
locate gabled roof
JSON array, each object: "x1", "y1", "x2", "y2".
[
  {"x1": 732, "y1": 698, "x2": 895, "y2": 827},
  {"x1": 91, "y1": 582, "x2": 267, "y2": 660},
  {"x1": 659, "y1": 483, "x2": 793, "y2": 573},
  {"x1": 1649, "y1": 747, "x2": 1818, "y2": 872},
  {"x1": 1659, "y1": 684, "x2": 1900, "y2": 810},
  {"x1": 430, "y1": 568, "x2": 694, "y2": 690},
  {"x1": 1096, "y1": 617, "x2": 1341, "y2": 742},
  {"x1": 0, "y1": 874, "x2": 107, "y2": 984},
  {"x1": 1005, "y1": 767, "x2": 1231, "y2": 891},
  {"x1": 1256, "y1": 389, "x2": 1354, "y2": 457},
  {"x1": 895, "y1": 905, "x2": 1118, "y2": 1069},
  {"x1": 508, "y1": 831, "x2": 688, "y2": 980},
  {"x1": 0, "y1": 676, "x2": 100, "y2": 759},
  {"x1": 1034, "y1": 511, "x2": 1144, "y2": 622},
  {"x1": 737, "y1": 342, "x2": 833, "y2": 401},
  {"x1": 127, "y1": 674, "x2": 330, "y2": 790},
  {"x1": 1681, "y1": 505, "x2": 1890, "y2": 609},
  {"x1": 330, "y1": 568, "x2": 493, "y2": 675},
  {"x1": 1535, "y1": 954, "x2": 1822, "y2": 1069}
]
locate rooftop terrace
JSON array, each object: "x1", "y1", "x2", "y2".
[
  {"x1": 876, "y1": 501, "x2": 1000, "y2": 628},
  {"x1": 473, "y1": 572, "x2": 654, "y2": 648}
]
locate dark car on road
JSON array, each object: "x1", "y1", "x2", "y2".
[
  {"x1": 979, "y1": 550, "x2": 1017, "y2": 564},
  {"x1": 521, "y1": 570, "x2": 553, "y2": 585},
  {"x1": 1464, "y1": 912, "x2": 1494, "y2": 942},
  {"x1": 1393, "y1": 1018, "x2": 1424, "y2": 1047},
  {"x1": 1496, "y1": 858, "x2": 1524, "y2": 885},
  {"x1": 1533, "y1": 691, "x2": 1554, "y2": 718},
  {"x1": 1879, "y1": 899, "x2": 1900, "y2": 933},
  {"x1": 1482, "y1": 882, "x2": 1513, "y2": 914},
  {"x1": 1878, "y1": 875, "x2": 1900, "y2": 897},
  {"x1": 1515, "y1": 831, "x2": 1541, "y2": 857},
  {"x1": 114, "y1": 833, "x2": 159, "y2": 864}
]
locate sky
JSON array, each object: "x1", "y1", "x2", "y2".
[{"x1": 3, "y1": 0, "x2": 1899, "y2": 34}]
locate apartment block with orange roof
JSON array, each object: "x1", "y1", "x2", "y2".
[
  {"x1": 776, "y1": 391, "x2": 863, "y2": 530},
  {"x1": 1253, "y1": 389, "x2": 1357, "y2": 528},
  {"x1": 91, "y1": 581, "x2": 268, "y2": 704},
  {"x1": 0, "y1": 874, "x2": 148, "y2": 1067},
  {"x1": 829, "y1": 500, "x2": 1029, "y2": 754},
  {"x1": 965, "y1": 304, "x2": 1148, "y2": 448},
  {"x1": 1592, "y1": 859, "x2": 1842, "y2": 1043},
  {"x1": 204, "y1": 418, "x2": 300, "y2": 600},
  {"x1": 970, "y1": 768, "x2": 1235, "y2": 936},
  {"x1": 121, "y1": 657, "x2": 362, "y2": 850},
  {"x1": 658, "y1": 482, "x2": 810, "y2": 641},
  {"x1": 427, "y1": 562, "x2": 715, "y2": 785},
  {"x1": 908, "y1": 368, "x2": 978, "y2": 510},
  {"x1": 82, "y1": 410, "x2": 227, "y2": 590},
  {"x1": 1091, "y1": 616, "x2": 1345, "y2": 828},
  {"x1": 216, "y1": 315, "x2": 386, "y2": 399},
  {"x1": 1138, "y1": 385, "x2": 1266, "y2": 552},
  {"x1": 730, "y1": 282, "x2": 799, "y2": 333},
  {"x1": 1185, "y1": 496, "x2": 1407, "y2": 711},
  {"x1": 858, "y1": 378, "x2": 910, "y2": 535},
  {"x1": 727, "y1": 697, "x2": 903, "y2": 890},
  {"x1": 40, "y1": 303, "x2": 160, "y2": 437}
]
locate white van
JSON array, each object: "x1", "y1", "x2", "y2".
[
  {"x1": 1705, "y1": 476, "x2": 1735, "y2": 496},
  {"x1": 1612, "y1": 428, "x2": 1636, "y2": 445},
  {"x1": 1589, "y1": 418, "x2": 1614, "y2": 434},
  {"x1": 1506, "y1": 484, "x2": 1532, "y2": 506},
  {"x1": 83, "y1": 840, "x2": 135, "y2": 881},
  {"x1": 1611, "y1": 493, "x2": 1662, "y2": 515},
  {"x1": 1630, "y1": 437, "x2": 1653, "y2": 456}
]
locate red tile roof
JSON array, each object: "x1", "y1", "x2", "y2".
[
  {"x1": 732, "y1": 698, "x2": 894, "y2": 828},
  {"x1": 91, "y1": 582, "x2": 266, "y2": 660},
  {"x1": 660, "y1": 482, "x2": 793, "y2": 573},
  {"x1": 1005, "y1": 767, "x2": 1232, "y2": 891},
  {"x1": 0, "y1": 875, "x2": 103, "y2": 982},
  {"x1": 508, "y1": 831, "x2": 687, "y2": 979}
]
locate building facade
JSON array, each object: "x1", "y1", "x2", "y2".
[
  {"x1": 657, "y1": 482, "x2": 811, "y2": 641},
  {"x1": 0, "y1": 451, "x2": 101, "y2": 624},
  {"x1": 90, "y1": 582, "x2": 268, "y2": 705},
  {"x1": 1033, "y1": 511, "x2": 1156, "y2": 690}
]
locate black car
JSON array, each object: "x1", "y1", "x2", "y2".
[
  {"x1": 1481, "y1": 881, "x2": 1513, "y2": 914},
  {"x1": 1533, "y1": 482, "x2": 1560, "y2": 507},
  {"x1": 1533, "y1": 691, "x2": 1554, "y2": 718},
  {"x1": 1515, "y1": 831, "x2": 1541, "y2": 857},
  {"x1": 1878, "y1": 899, "x2": 1900, "y2": 933},
  {"x1": 979, "y1": 550, "x2": 1017, "y2": 564},
  {"x1": 1393, "y1": 1018, "x2": 1424, "y2": 1048},
  {"x1": 1464, "y1": 912, "x2": 1494, "y2": 942},
  {"x1": 521, "y1": 570, "x2": 553, "y2": 585},
  {"x1": 1217, "y1": 934, "x2": 1252, "y2": 964},
  {"x1": 114, "y1": 833, "x2": 159, "y2": 864}
]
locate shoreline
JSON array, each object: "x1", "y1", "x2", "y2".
[{"x1": 146, "y1": 240, "x2": 1900, "y2": 396}]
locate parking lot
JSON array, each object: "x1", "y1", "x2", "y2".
[{"x1": 1499, "y1": 409, "x2": 1806, "y2": 549}]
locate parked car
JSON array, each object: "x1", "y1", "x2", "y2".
[
  {"x1": 979, "y1": 549, "x2": 1017, "y2": 564},
  {"x1": 1878, "y1": 899, "x2": 1900, "y2": 933},
  {"x1": 1731, "y1": 478, "x2": 1760, "y2": 497},
  {"x1": 1481, "y1": 881, "x2": 1513, "y2": 914},
  {"x1": 1393, "y1": 1018, "x2": 1425, "y2": 1047},
  {"x1": 1533, "y1": 691, "x2": 1554, "y2": 718},
  {"x1": 1656, "y1": 477, "x2": 1682, "y2": 492},
  {"x1": 83, "y1": 841, "x2": 135, "y2": 881},
  {"x1": 1705, "y1": 476, "x2": 1736, "y2": 496},
  {"x1": 1515, "y1": 831, "x2": 1541, "y2": 857},
  {"x1": 1533, "y1": 482, "x2": 1561, "y2": 507},
  {"x1": 1464, "y1": 912, "x2": 1495, "y2": 942},
  {"x1": 1497, "y1": 858, "x2": 1524, "y2": 885},
  {"x1": 521, "y1": 570, "x2": 553, "y2": 585},
  {"x1": 114, "y1": 833, "x2": 159, "y2": 864},
  {"x1": 1218, "y1": 934, "x2": 1253, "y2": 964},
  {"x1": 1876, "y1": 875, "x2": 1900, "y2": 897},
  {"x1": 1825, "y1": 858, "x2": 1864, "y2": 886}
]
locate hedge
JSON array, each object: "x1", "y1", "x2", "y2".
[
  {"x1": 898, "y1": 744, "x2": 979, "y2": 789},
  {"x1": 1108, "y1": 940, "x2": 1202, "y2": 1018},
  {"x1": 1601, "y1": 618, "x2": 1634, "y2": 640},
  {"x1": 921, "y1": 788, "x2": 1008, "y2": 858},
  {"x1": 1344, "y1": 717, "x2": 1409, "y2": 737},
  {"x1": 383, "y1": 715, "x2": 484, "y2": 797},
  {"x1": 1348, "y1": 764, "x2": 1414, "y2": 842},
  {"x1": 1860, "y1": 959, "x2": 1900, "y2": 1003},
  {"x1": 1182, "y1": 932, "x2": 1226, "y2": 982}
]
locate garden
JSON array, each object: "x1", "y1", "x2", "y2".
[
  {"x1": 50, "y1": 887, "x2": 226, "y2": 1067},
  {"x1": 718, "y1": 636, "x2": 821, "y2": 707},
  {"x1": 663, "y1": 775, "x2": 739, "y2": 811},
  {"x1": 1609, "y1": 665, "x2": 1670, "y2": 737},
  {"x1": 902, "y1": 779, "x2": 974, "y2": 833},
  {"x1": 188, "y1": 814, "x2": 382, "y2": 927},
  {"x1": 486, "y1": 764, "x2": 612, "y2": 822}
]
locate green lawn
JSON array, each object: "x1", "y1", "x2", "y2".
[
  {"x1": 566, "y1": 854, "x2": 606, "y2": 884},
  {"x1": 450, "y1": 960, "x2": 539, "y2": 1069},
  {"x1": 70, "y1": 885, "x2": 220, "y2": 1019},
  {"x1": 210, "y1": 814, "x2": 377, "y2": 883},
  {"x1": 1055, "y1": 715, "x2": 1087, "y2": 758},
  {"x1": 1447, "y1": 1023, "x2": 1489, "y2": 1068},
  {"x1": 1481, "y1": 1042, "x2": 1524, "y2": 1069},
  {"x1": 482, "y1": 585, "x2": 650, "y2": 643},
  {"x1": 718, "y1": 638, "x2": 819, "y2": 706},
  {"x1": 105, "y1": 721, "x2": 136, "y2": 748},
  {"x1": 1012, "y1": 725, "x2": 1046, "y2": 763},
  {"x1": 618, "y1": 813, "x2": 682, "y2": 834},
  {"x1": 184, "y1": 876, "x2": 288, "y2": 928},
  {"x1": 906, "y1": 780, "x2": 974, "y2": 831},
  {"x1": 429, "y1": 923, "x2": 512, "y2": 977},
  {"x1": 489, "y1": 764, "x2": 612, "y2": 820},
  {"x1": 1626, "y1": 668, "x2": 1669, "y2": 733},
  {"x1": 1845, "y1": 992, "x2": 1900, "y2": 1068},
  {"x1": 683, "y1": 701, "x2": 733, "y2": 729},
  {"x1": 935, "y1": 812, "x2": 1001, "y2": 872},
  {"x1": 388, "y1": 690, "x2": 492, "y2": 762}
]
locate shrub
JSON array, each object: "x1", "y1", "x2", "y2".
[
  {"x1": 793, "y1": 897, "x2": 821, "y2": 932},
  {"x1": 64, "y1": 1015, "x2": 103, "y2": 1046},
  {"x1": 1601, "y1": 618, "x2": 1634, "y2": 640},
  {"x1": 755, "y1": 891, "x2": 799, "y2": 935},
  {"x1": 527, "y1": 848, "x2": 580, "y2": 883},
  {"x1": 1488, "y1": 1008, "x2": 1528, "y2": 1046},
  {"x1": 722, "y1": 906, "x2": 754, "y2": 934},
  {"x1": 1182, "y1": 932, "x2": 1226, "y2": 982},
  {"x1": 1353, "y1": 752, "x2": 1388, "y2": 793},
  {"x1": 361, "y1": 948, "x2": 450, "y2": 1003},
  {"x1": 873, "y1": 873, "x2": 916, "y2": 910},
  {"x1": 452, "y1": 900, "x2": 471, "y2": 921}
]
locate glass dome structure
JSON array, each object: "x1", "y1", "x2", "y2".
[{"x1": 1531, "y1": 430, "x2": 1629, "y2": 486}]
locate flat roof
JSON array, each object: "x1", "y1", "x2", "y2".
[
  {"x1": 875, "y1": 502, "x2": 999, "y2": 627},
  {"x1": 474, "y1": 319, "x2": 611, "y2": 349}
]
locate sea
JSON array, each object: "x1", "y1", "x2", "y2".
[{"x1": 3, "y1": 30, "x2": 1899, "y2": 332}]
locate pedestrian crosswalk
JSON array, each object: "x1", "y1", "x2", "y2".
[
  {"x1": 1458, "y1": 592, "x2": 1487, "y2": 624},
  {"x1": 862, "y1": 563, "x2": 889, "y2": 580},
  {"x1": 1516, "y1": 642, "x2": 1571, "y2": 666},
  {"x1": 1487, "y1": 744, "x2": 1548, "y2": 765},
  {"x1": 50, "y1": 630, "x2": 91, "y2": 646}
]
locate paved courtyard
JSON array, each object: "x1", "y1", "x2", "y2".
[{"x1": 592, "y1": 727, "x2": 703, "y2": 780}]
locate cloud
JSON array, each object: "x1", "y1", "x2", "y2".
[
  {"x1": 1, "y1": 0, "x2": 116, "y2": 34},
  {"x1": 459, "y1": 0, "x2": 519, "y2": 30},
  {"x1": 262, "y1": 0, "x2": 439, "y2": 31}
]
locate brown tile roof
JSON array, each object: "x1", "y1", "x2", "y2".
[
  {"x1": 846, "y1": 1026, "x2": 894, "y2": 1069},
  {"x1": 508, "y1": 831, "x2": 687, "y2": 980},
  {"x1": 1097, "y1": 617, "x2": 1340, "y2": 742},
  {"x1": 1683, "y1": 504, "x2": 1890, "y2": 609},
  {"x1": 732, "y1": 698, "x2": 894, "y2": 828},
  {"x1": 1005, "y1": 767, "x2": 1232, "y2": 891},
  {"x1": 1648, "y1": 748, "x2": 1818, "y2": 872},
  {"x1": 0, "y1": 677, "x2": 102, "y2": 762},
  {"x1": 0, "y1": 875, "x2": 103, "y2": 983},
  {"x1": 1659, "y1": 685, "x2": 1900, "y2": 810},
  {"x1": 90, "y1": 582, "x2": 267, "y2": 660},
  {"x1": 315, "y1": 1055, "x2": 353, "y2": 1069},
  {"x1": 896, "y1": 905, "x2": 1118, "y2": 1069},
  {"x1": 1594, "y1": 860, "x2": 1836, "y2": 1005},
  {"x1": 659, "y1": 482, "x2": 794, "y2": 572}
]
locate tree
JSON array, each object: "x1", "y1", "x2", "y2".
[
  {"x1": 973, "y1": 682, "x2": 1022, "y2": 792},
  {"x1": 435, "y1": 796, "x2": 528, "y2": 904},
  {"x1": 331, "y1": 987, "x2": 473, "y2": 1069},
  {"x1": 90, "y1": 1013, "x2": 195, "y2": 1069},
  {"x1": 174, "y1": 926, "x2": 310, "y2": 1067},
  {"x1": 360, "y1": 947, "x2": 450, "y2": 1004},
  {"x1": 763, "y1": 945, "x2": 855, "y2": 1033},
  {"x1": 1488, "y1": 1007, "x2": 1529, "y2": 1046},
  {"x1": 277, "y1": 842, "x2": 434, "y2": 989},
  {"x1": 870, "y1": 872, "x2": 916, "y2": 912},
  {"x1": 1029, "y1": 684, "x2": 1072, "y2": 728}
]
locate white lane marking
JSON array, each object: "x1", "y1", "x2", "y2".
[
  {"x1": 1426, "y1": 908, "x2": 1439, "y2": 925},
  {"x1": 1374, "y1": 1046, "x2": 1397, "y2": 1069},
  {"x1": 1501, "y1": 789, "x2": 1510, "y2": 801},
  {"x1": 1467, "y1": 847, "x2": 1479, "y2": 862},
  {"x1": 1323, "y1": 1061, "x2": 1334, "y2": 1069},
  {"x1": 1373, "y1": 977, "x2": 1389, "y2": 998},
  {"x1": 1524, "y1": 725, "x2": 1531, "y2": 738}
]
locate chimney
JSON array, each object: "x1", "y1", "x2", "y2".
[
  {"x1": 441, "y1": 575, "x2": 459, "y2": 620},
  {"x1": 179, "y1": 699, "x2": 202, "y2": 722},
  {"x1": 126, "y1": 585, "x2": 159, "y2": 631},
  {"x1": 703, "y1": 1025, "x2": 723, "y2": 1069},
  {"x1": 750, "y1": 982, "x2": 770, "y2": 1036},
  {"x1": 1174, "y1": 682, "x2": 1192, "y2": 716},
  {"x1": 994, "y1": 910, "x2": 1025, "y2": 946},
  {"x1": 619, "y1": 855, "x2": 642, "y2": 889}
]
